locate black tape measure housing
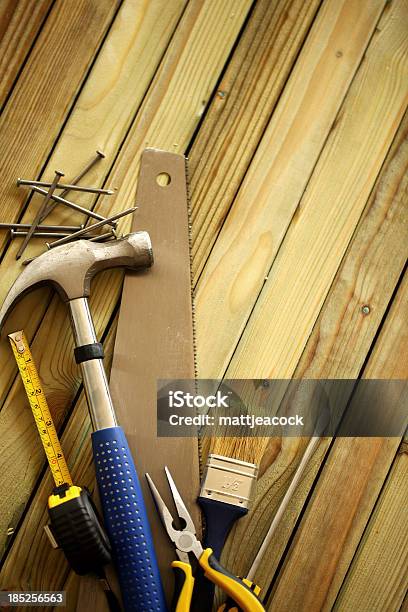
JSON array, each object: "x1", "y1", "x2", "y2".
[{"x1": 48, "y1": 485, "x2": 111, "y2": 575}]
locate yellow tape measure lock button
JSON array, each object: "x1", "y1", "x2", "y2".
[{"x1": 9, "y1": 331, "x2": 112, "y2": 575}]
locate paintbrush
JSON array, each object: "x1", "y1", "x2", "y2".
[
  {"x1": 193, "y1": 380, "x2": 286, "y2": 611},
  {"x1": 198, "y1": 380, "x2": 291, "y2": 553},
  {"x1": 195, "y1": 379, "x2": 326, "y2": 610}
]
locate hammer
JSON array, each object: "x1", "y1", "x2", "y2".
[{"x1": 0, "y1": 234, "x2": 167, "y2": 612}]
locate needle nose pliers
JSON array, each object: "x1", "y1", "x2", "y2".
[{"x1": 146, "y1": 467, "x2": 265, "y2": 612}]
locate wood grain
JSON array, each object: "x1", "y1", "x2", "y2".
[
  {"x1": 267, "y1": 273, "x2": 408, "y2": 611},
  {"x1": 60, "y1": 571, "x2": 81, "y2": 612},
  {"x1": 0, "y1": 0, "x2": 53, "y2": 109},
  {"x1": 296, "y1": 110, "x2": 408, "y2": 380},
  {"x1": 0, "y1": 0, "x2": 120, "y2": 253},
  {"x1": 218, "y1": 100, "x2": 408, "y2": 600},
  {"x1": 226, "y1": 0, "x2": 408, "y2": 379},
  {"x1": 0, "y1": 0, "x2": 189, "y2": 291},
  {"x1": 0, "y1": 0, "x2": 188, "y2": 412},
  {"x1": 0, "y1": 0, "x2": 253, "y2": 586},
  {"x1": 189, "y1": 0, "x2": 321, "y2": 280},
  {"x1": 0, "y1": 315, "x2": 118, "y2": 598},
  {"x1": 0, "y1": 0, "x2": 406, "y2": 607},
  {"x1": 195, "y1": 0, "x2": 386, "y2": 378},
  {"x1": 334, "y1": 436, "x2": 408, "y2": 612}
]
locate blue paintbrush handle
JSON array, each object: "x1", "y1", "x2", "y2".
[
  {"x1": 191, "y1": 496, "x2": 248, "y2": 611},
  {"x1": 92, "y1": 426, "x2": 167, "y2": 612}
]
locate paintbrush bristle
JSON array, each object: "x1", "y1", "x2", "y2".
[
  {"x1": 209, "y1": 435, "x2": 270, "y2": 464},
  {"x1": 204, "y1": 379, "x2": 283, "y2": 463}
]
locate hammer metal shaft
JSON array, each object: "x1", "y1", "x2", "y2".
[
  {"x1": 68, "y1": 297, "x2": 166, "y2": 610},
  {"x1": 69, "y1": 298, "x2": 117, "y2": 430}
]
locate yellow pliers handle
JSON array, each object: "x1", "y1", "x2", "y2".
[
  {"x1": 172, "y1": 550, "x2": 264, "y2": 611},
  {"x1": 171, "y1": 561, "x2": 195, "y2": 611},
  {"x1": 217, "y1": 578, "x2": 262, "y2": 611},
  {"x1": 199, "y1": 548, "x2": 264, "y2": 611}
]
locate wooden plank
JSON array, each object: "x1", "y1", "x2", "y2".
[
  {"x1": 0, "y1": 0, "x2": 188, "y2": 408},
  {"x1": 0, "y1": 298, "x2": 76, "y2": 559},
  {"x1": 60, "y1": 572, "x2": 81, "y2": 612},
  {"x1": 296, "y1": 111, "x2": 408, "y2": 379},
  {"x1": 334, "y1": 436, "x2": 408, "y2": 612},
  {"x1": 0, "y1": 0, "x2": 121, "y2": 252},
  {"x1": 0, "y1": 316, "x2": 118, "y2": 594},
  {"x1": 269, "y1": 439, "x2": 405, "y2": 611},
  {"x1": 0, "y1": 0, "x2": 253, "y2": 580},
  {"x1": 0, "y1": 0, "x2": 188, "y2": 295},
  {"x1": 267, "y1": 275, "x2": 408, "y2": 611},
  {"x1": 224, "y1": 0, "x2": 408, "y2": 380},
  {"x1": 0, "y1": 0, "x2": 53, "y2": 109},
  {"x1": 219, "y1": 103, "x2": 408, "y2": 598},
  {"x1": 0, "y1": 0, "x2": 253, "y2": 326},
  {"x1": 0, "y1": 0, "x2": 316, "y2": 409},
  {"x1": 189, "y1": 0, "x2": 321, "y2": 280},
  {"x1": 195, "y1": 0, "x2": 387, "y2": 378}
]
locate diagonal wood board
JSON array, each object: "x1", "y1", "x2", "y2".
[
  {"x1": 109, "y1": 149, "x2": 200, "y2": 600},
  {"x1": 0, "y1": 0, "x2": 406, "y2": 607}
]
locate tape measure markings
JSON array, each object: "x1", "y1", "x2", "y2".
[{"x1": 9, "y1": 331, "x2": 72, "y2": 487}]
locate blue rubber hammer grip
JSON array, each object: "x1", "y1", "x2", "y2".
[{"x1": 92, "y1": 426, "x2": 167, "y2": 612}]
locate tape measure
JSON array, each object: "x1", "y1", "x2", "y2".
[
  {"x1": 9, "y1": 330, "x2": 112, "y2": 576},
  {"x1": 9, "y1": 331, "x2": 72, "y2": 486}
]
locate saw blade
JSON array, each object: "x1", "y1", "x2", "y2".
[{"x1": 109, "y1": 148, "x2": 201, "y2": 600}]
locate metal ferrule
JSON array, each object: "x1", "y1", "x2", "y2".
[
  {"x1": 69, "y1": 298, "x2": 117, "y2": 431},
  {"x1": 199, "y1": 454, "x2": 258, "y2": 509}
]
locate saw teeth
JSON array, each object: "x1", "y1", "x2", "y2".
[
  {"x1": 184, "y1": 155, "x2": 198, "y2": 383},
  {"x1": 184, "y1": 155, "x2": 203, "y2": 479}
]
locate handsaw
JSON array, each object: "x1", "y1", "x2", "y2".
[{"x1": 108, "y1": 149, "x2": 201, "y2": 602}]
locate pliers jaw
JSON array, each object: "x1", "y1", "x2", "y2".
[
  {"x1": 146, "y1": 468, "x2": 266, "y2": 611},
  {"x1": 146, "y1": 467, "x2": 203, "y2": 563}
]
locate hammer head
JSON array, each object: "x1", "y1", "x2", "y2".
[{"x1": 0, "y1": 232, "x2": 153, "y2": 332}]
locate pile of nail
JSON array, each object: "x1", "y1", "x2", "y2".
[{"x1": 0, "y1": 150, "x2": 136, "y2": 262}]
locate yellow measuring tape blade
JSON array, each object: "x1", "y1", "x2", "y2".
[{"x1": 9, "y1": 330, "x2": 72, "y2": 487}]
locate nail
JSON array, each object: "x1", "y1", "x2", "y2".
[
  {"x1": 0, "y1": 223, "x2": 83, "y2": 232},
  {"x1": 16, "y1": 170, "x2": 64, "y2": 260},
  {"x1": 22, "y1": 257, "x2": 36, "y2": 266},
  {"x1": 18, "y1": 179, "x2": 114, "y2": 195},
  {"x1": 26, "y1": 185, "x2": 114, "y2": 224},
  {"x1": 39, "y1": 149, "x2": 106, "y2": 222},
  {"x1": 11, "y1": 230, "x2": 76, "y2": 239},
  {"x1": 49, "y1": 228, "x2": 117, "y2": 246},
  {"x1": 47, "y1": 207, "x2": 136, "y2": 249},
  {"x1": 89, "y1": 229, "x2": 117, "y2": 242}
]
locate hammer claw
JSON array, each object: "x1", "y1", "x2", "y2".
[{"x1": 0, "y1": 232, "x2": 153, "y2": 332}]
